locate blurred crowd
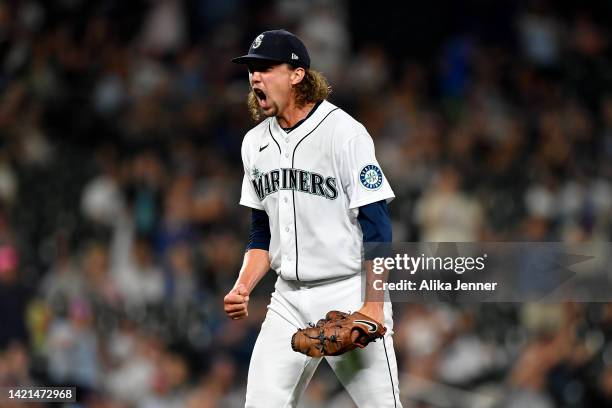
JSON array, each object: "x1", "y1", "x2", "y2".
[{"x1": 1, "y1": 0, "x2": 612, "y2": 407}]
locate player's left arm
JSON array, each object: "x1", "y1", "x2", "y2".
[
  {"x1": 334, "y1": 125, "x2": 394, "y2": 323},
  {"x1": 356, "y1": 200, "x2": 391, "y2": 324}
]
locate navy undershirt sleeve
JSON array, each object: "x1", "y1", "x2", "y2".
[
  {"x1": 246, "y1": 209, "x2": 271, "y2": 251},
  {"x1": 358, "y1": 200, "x2": 392, "y2": 243}
]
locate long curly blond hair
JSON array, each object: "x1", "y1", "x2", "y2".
[{"x1": 247, "y1": 68, "x2": 331, "y2": 122}]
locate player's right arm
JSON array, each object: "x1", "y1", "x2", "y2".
[
  {"x1": 224, "y1": 248, "x2": 270, "y2": 319},
  {"x1": 227, "y1": 130, "x2": 271, "y2": 319},
  {"x1": 225, "y1": 209, "x2": 271, "y2": 319}
]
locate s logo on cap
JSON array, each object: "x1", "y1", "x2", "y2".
[{"x1": 252, "y1": 34, "x2": 264, "y2": 49}]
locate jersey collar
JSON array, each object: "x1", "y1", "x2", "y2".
[
  {"x1": 272, "y1": 100, "x2": 336, "y2": 140},
  {"x1": 280, "y1": 100, "x2": 323, "y2": 133}
]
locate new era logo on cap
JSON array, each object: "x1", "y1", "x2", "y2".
[{"x1": 231, "y1": 29, "x2": 310, "y2": 69}]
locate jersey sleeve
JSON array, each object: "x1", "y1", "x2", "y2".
[
  {"x1": 239, "y1": 139, "x2": 265, "y2": 210},
  {"x1": 337, "y1": 129, "x2": 395, "y2": 209}
]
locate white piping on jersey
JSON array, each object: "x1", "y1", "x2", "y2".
[{"x1": 289, "y1": 108, "x2": 339, "y2": 280}]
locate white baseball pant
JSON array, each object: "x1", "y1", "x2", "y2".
[{"x1": 245, "y1": 274, "x2": 402, "y2": 408}]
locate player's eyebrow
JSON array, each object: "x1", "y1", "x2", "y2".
[{"x1": 247, "y1": 62, "x2": 277, "y2": 73}]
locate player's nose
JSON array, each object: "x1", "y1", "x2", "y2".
[{"x1": 250, "y1": 69, "x2": 263, "y2": 82}]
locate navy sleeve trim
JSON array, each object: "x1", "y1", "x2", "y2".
[
  {"x1": 247, "y1": 209, "x2": 271, "y2": 251},
  {"x1": 358, "y1": 200, "x2": 392, "y2": 243}
]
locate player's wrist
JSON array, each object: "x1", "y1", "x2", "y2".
[
  {"x1": 358, "y1": 302, "x2": 385, "y2": 322},
  {"x1": 232, "y1": 282, "x2": 251, "y2": 296}
]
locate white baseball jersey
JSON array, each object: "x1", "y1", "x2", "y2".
[{"x1": 240, "y1": 100, "x2": 394, "y2": 281}]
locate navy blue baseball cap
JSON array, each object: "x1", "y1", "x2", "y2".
[{"x1": 232, "y1": 29, "x2": 310, "y2": 69}]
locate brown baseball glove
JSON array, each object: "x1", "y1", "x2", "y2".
[{"x1": 291, "y1": 310, "x2": 386, "y2": 357}]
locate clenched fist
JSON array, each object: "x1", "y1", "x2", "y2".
[{"x1": 224, "y1": 283, "x2": 250, "y2": 320}]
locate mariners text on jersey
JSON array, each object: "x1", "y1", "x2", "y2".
[{"x1": 251, "y1": 167, "x2": 338, "y2": 201}]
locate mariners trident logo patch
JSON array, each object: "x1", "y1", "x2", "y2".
[{"x1": 359, "y1": 164, "x2": 383, "y2": 190}]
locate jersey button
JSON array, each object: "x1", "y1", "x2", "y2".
[
  {"x1": 285, "y1": 138, "x2": 289, "y2": 143},
  {"x1": 285, "y1": 153, "x2": 289, "y2": 158},
  {"x1": 285, "y1": 227, "x2": 290, "y2": 232},
  {"x1": 284, "y1": 197, "x2": 288, "y2": 203}
]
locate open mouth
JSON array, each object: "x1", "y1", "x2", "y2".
[{"x1": 253, "y1": 88, "x2": 266, "y2": 101}]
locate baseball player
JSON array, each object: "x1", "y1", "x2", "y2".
[{"x1": 224, "y1": 29, "x2": 402, "y2": 407}]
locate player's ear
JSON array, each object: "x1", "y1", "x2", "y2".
[{"x1": 290, "y1": 67, "x2": 305, "y2": 85}]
